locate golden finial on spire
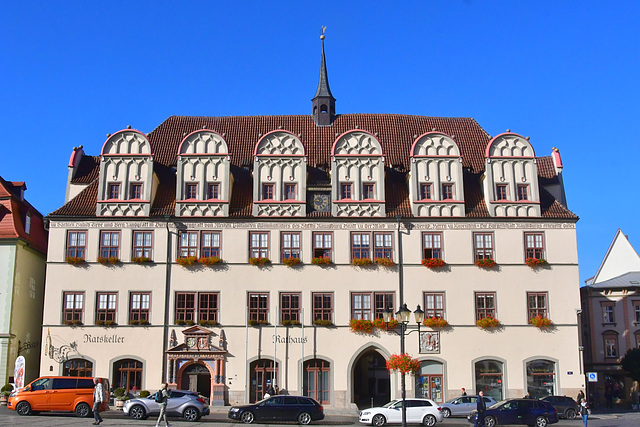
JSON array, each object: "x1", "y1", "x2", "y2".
[{"x1": 320, "y1": 26, "x2": 326, "y2": 40}]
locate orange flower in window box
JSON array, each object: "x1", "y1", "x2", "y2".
[
  {"x1": 282, "y1": 257, "x2": 302, "y2": 267},
  {"x1": 422, "y1": 317, "x2": 448, "y2": 328},
  {"x1": 475, "y1": 258, "x2": 496, "y2": 268},
  {"x1": 65, "y1": 256, "x2": 86, "y2": 266},
  {"x1": 132, "y1": 256, "x2": 152, "y2": 264},
  {"x1": 349, "y1": 318, "x2": 374, "y2": 333},
  {"x1": 97, "y1": 256, "x2": 120, "y2": 265},
  {"x1": 422, "y1": 258, "x2": 445, "y2": 269},
  {"x1": 373, "y1": 317, "x2": 399, "y2": 331},
  {"x1": 176, "y1": 256, "x2": 198, "y2": 266},
  {"x1": 351, "y1": 258, "x2": 373, "y2": 267},
  {"x1": 198, "y1": 256, "x2": 223, "y2": 266},
  {"x1": 530, "y1": 315, "x2": 553, "y2": 328},
  {"x1": 476, "y1": 316, "x2": 500, "y2": 328},
  {"x1": 373, "y1": 257, "x2": 395, "y2": 267},
  {"x1": 311, "y1": 257, "x2": 332, "y2": 265},
  {"x1": 525, "y1": 257, "x2": 548, "y2": 268},
  {"x1": 249, "y1": 257, "x2": 271, "y2": 266},
  {"x1": 386, "y1": 353, "x2": 421, "y2": 375}
]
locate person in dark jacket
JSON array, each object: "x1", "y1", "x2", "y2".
[
  {"x1": 475, "y1": 391, "x2": 486, "y2": 427},
  {"x1": 579, "y1": 397, "x2": 589, "y2": 427}
]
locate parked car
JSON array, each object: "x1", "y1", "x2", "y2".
[
  {"x1": 540, "y1": 396, "x2": 579, "y2": 419},
  {"x1": 123, "y1": 389, "x2": 209, "y2": 422},
  {"x1": 228, "y1": 395, "x2": 324, "y2": 424},
  {"x1": 467, "y1": 399, "x2": 558, "y2": 427},
  {"x1": 7, "y1": 376, "x2": 109, "y2": 417},
  {"x1": 441, "y1": 396, "x2": 497, "y2": 417},
  {"x1": 359, "y1": 398, "x2": 443, "y2": 426}
]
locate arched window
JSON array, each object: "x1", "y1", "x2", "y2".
[
  {"x1": 63, "y1": 358, "x2": 93, "y2": 377},
  {"x1": 415, "y1": 361, "x2": 444, "y2": 403},
  {"x1": 474, "y1": 360, "x2": 503, "y2": 401},
  {"x1": 304, "y1": 359, "x2": 330, "y2": 404},
  {"x1": 113, "y1": 359, "x2": 143, "y2": 392},
  {"x1": 526, "y1": 359, "x2": 555, "y2": 398},
  {"x1": 320, "y1": 104, "x2": 328, "y2": 113}
]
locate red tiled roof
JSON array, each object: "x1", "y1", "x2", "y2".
[
  {"x1": 50, "y1": 114, "x2": 577, "y2": 220},
  {"x1": 71, "y1": 155, "x2": 100, "y2": 184},
  {"x1": 0, "y1": 177, "x2": 48, "y2": 254}
]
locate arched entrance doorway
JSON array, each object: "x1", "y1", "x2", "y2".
[
  {"x1": 250, "y1": 359, "x2": 278, "y2": 403},
  {"x1": 353, "y1": 349, "x2": 389, "y2": 409},
  {"x1": 180, "y1": 363, "x2": 212, "y2": 399}
]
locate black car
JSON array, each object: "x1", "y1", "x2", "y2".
[
  {"x1": 229, "y1": 395, "x2": 325, "y2": 425},
  {"x1": 467, "y1": 398, "x2": 559, "y2": 427},
  {"x1": 540, "y1": 396, "x2": 579, "y2": 419}
]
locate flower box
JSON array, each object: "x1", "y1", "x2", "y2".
[
  {"x1": 422, "y1": 258, "x2": 445, "y2": 269},
  {"x1": 373, "y1": 317, "x2": 399, "y2": 331},
  {"x1": 248, "y1": 319, "x2": 270, "y2": 326},
  {"x1": 349, "y1": 318, "x2": 374, "y2": 333},
  {"x1": 281, "y1": 319, "x2": 301, "y2": 326},
  {"x1": 422, "y1": 317, "x2": 448, "y2": 328},
  {"x1": 97, "y1": 256, "x2": 120, "y2": 265},
  {"x1": 176, "y1": 319, "x2": 195, "y2": 326},
  {"x1": 132, "y1": 256, "x2": 152, "y2": 264},
  {"x1": 64, "y1": 320, "x2": 83, "y2": 326},
  {"x1": 198, "y1": 256, "x2": 223, "y2": 266},
  {"x1": 128, "y1": 319, "x2": 150, "y2": 326},
  {"x1": 475, "y1": 258, "x2": 496, "y2": 268},
  {"x1": 373, "y1": 257, "x2": 395, "y2": 267},
  {"x1": 313, "y1": 319, "x2": 334, "y2": 327},
  {"x1": 249, "y1": 257, "x2": 271, "y2": 266},
  {"x1": 282, "y1": 257, "x2": 302, "y2": 267},
  {"x1": 311, "y1": 257, "x2": 332, "y2": 266},
  {"x1": 65, "y1": 256, "x2": 86, "y2": 266},
  {"x1": 198, "y1": 319, "x2": 219, "y2": 327},
  {"x1": 95, "y1": 320, "x2": 116, "y2": 327},
  {"x1": 386, "y1": 353, "x2": 421, "y2": 374},
  {"x1": 176, "y1": 256, "x2": 198, "y2": 266},
  {"x1": 351, "y1": 258, "x2": 373, "y2": 267},
  {"x1": 476, "y1": 316, "x2": 500, "y2": 329},
  {"x1": 530, "y1": 315, "x2": 553, "y2": 328},
  {"x1": 525, "y1": 257, "x2": 548, "y2": 268}
]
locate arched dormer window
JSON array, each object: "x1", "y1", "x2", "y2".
[
  {"x1": 97, "y1": 129, "x2": 154, "y2": 217},
  {"x1": 176, "y1": 130, "x2": 231, "y2": 217},
  {"x1": 484, "y1": 132, "x2": 541, "y2": 217},
  {"x1": 331, "y1": 130, "x2": 385, "y2": 217},
  {"x1": 252, "y1": 131, "x2": 307, "y2": 217},
  {"x1": 409, "y1": 132, "x2": 465, "y2": 217}
]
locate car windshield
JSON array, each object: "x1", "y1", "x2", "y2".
[{"x1": 382, "y1": 400, "x2": 401, "y2": 408}]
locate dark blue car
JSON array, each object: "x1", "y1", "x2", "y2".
[{"x1": 467, "y1": 399, "x2": 558, "y2": 427}]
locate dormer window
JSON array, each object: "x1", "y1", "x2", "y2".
[
  {"x1": 496, "y1": 184, "x2": 508, "y2": 201},
  {"x1": 25, "y1": 213, "x2": 31, "y2": 235},
  {"x1": 284, "y1": 183, "x2": 296, "y2": 200},
  {"x1": 420, "y1": 184, "x2": 432, "y2": 200},
  {"x1": 185, "y1": 183, "x2": 198, "y2": 199},
  {"x1": 363, "y1": 183, "x2": 375, "y2": 200},
  {"x1": 130, "y1": 183, "x2": 142, "y2": 200},
  {"x1": 340, "y1": 183, "x2": 353, "y2": 200},
  {"x1": 108, "y1": 183, "x2": 120, "y2": 200},
  {"x1": 517, "y1": 184, "x2": 529, "y2": 201},
  {"x1": 442, "y1": 184, "x2": 454, "y2": 200},
  {"x1": 262, "y1": 184, "x2": 275, "y2": 201},
  {"x1": 207, "y1": 183, "x2": 220, "y2": 200}
]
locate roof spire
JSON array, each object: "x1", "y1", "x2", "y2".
[{"x1": 312, "y1": 27, "x2": 336, "y2": 126}]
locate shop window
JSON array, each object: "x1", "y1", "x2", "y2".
[
  {"x1": 113, "y1": 359, "x2": 143, "y2": 393},
  {"x1": 474, "y1": 360, "x2": 503, "y2": 401},
  {"x1": 526, "y1": 359, "x2": 555, "y2": 398},
  {"x1": 415, "y1": 361, "x2": 444, "y2": 403},
  {"x1": 63, "y1": 359, "x2": 93, "y2": 377}
]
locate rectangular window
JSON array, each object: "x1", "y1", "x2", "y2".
[
  {"x1": 313, "y1": 293, "x2": 333, "y2": 323},
  {"x1": 602, "y1": 303, "x2": 615, "y2": 324},
  {"x1": 313, "y1": 232, "x2": 333, "y2": 260},
  {"x1": 340, "y1": 183, "x2": 353, "y2": 200},
  {"x1": 496, "y1": 184, "x2": 508, "y2": 201},
  {"x1": 108, "y1": 183, "x2": 120, "y2": 199},
  {"x1": 525, "y1": 233, "x2": 545, "y2": 259},
  {"x1": 99, "y1": 231, "x2": 120, "y2": 258},
  {"x1": 474, "y1": 233, "x2": 494, "y2": 260},
  {"x1": 130, "y1": 183, "x2": 143, "y2": 199},
  {"x1": 352, "y1": 293, "x2": 372, "y2": 320},
  {"x1": 373, "y1": 232, "x2": 393, "y2": 259},
  {"x1": 475, "y1": 292, "x2": 496, "y2": 320},
  {"x1": 130, "y1": 292, "x2": 150, "y2": 323},
  {"x1": 132, "y1": 231, "x2": 153, "y2": 259},
  {"x1": 527, "y1": 292, "x2": 548, "y2": 319},
  {"x1": 175, "y1": 292, "x2": 196, "y2": 323},
  {"x1": 185, "y1": 183, "x2": 198, "y2": 199},
  {"x1": 198, "y1": 292, "x2": 219, "y2": 322},
  {"x1": 374, "y1": 292, "x2": 394, "y2": 319},
  {"x1": 249, "y1": 232, "x2": 269, "y2": 259},
  {"x1": 604, "y1": 334, "x2": 618, "y2": 358},
  {"x1": 363, "y1": 183, "x2": 375, "y2": 199},
  {"x1": 96, "y1": 292, "x2": 117, "y2": 323},
  {"x1": 280, "y1": 293, "x2": 301, "y2": 323},
  {"x1": 25, "y1": 213, "x2": 31, "y2": 235},
  {"x1": 517, "y1": 184, "x2": 529, "y2": 201},
  {"x1": 420, "y1": 183, "x2": 432, "y2": 200},
  {"x1": 66, "y1": 231, "x2": 87, "y2": 259},
  {"x1": 424, "y1": 293, "x2": 445, "y2": 318},
  {"x1": 262, "y1": 183, "x2": 274, "y2": 200},
  {"x1": 63, "y1": 292, "x2": 84, "y2": 323},
  {"x1": 284, "y1": 183, "x2": 296, "y2": 200},
  {"x1": 281, "y1": 232, "x2": 301, "y2": 260},
  {"x1": 422, "y1": 233, "x2": 443, "y2": 259},
  {"x1": 207, "y1": 183, "x2": 220, "y2": 200},
  {"x1": 201, "y1": 231, "x2": 221, "y2": 258},
  {"x1": 634, "y1": 301, "x2": 640, "y2": 323},
  {"x1": 441, "y1": 183, "x2": 454, "y2": 200},
  {"x1": 351, "y1": 232, "x2": 371, "y2": 260},
  {"x1": 248, "y1": 293, "x2": 269, "y2": 322},
  {"x1": 351, "y1": 292, "x2": 393, "y2": 320},
  {"x1": 178, "y1": 231, "x2": 198, "y2": 257}
]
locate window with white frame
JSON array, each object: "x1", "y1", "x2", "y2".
[
  {"x1": 99, "y1": 231, "x2": 120, "y2": 258},
  {"x1": 422, "y1": 233, "x2": 442, "y2": 259},
  {"x1": 63, "y1": 292, "x2": 84, "y2": 323},
  {"x1": 96, "y1": 292, "x2": 117, "y2": 323},
  {"x1": 351, "y1": 232, "x2": 371, "y2": 260},
  {"x1": 313, "y1": 232, "x2": 332, "y2": 260},
  {"x1": 604, "y1": 332, "x2": 618, "y2": 358},
  {"x1": 249, "y1": 232, "x2": 269, "y2": 259},
  {"x1": 525, "y1": 233, "x2": 545, "y2": 259},
  {"x1": 373, "y1": 232, "x2": 393, "y2": 260},
  {"x1": 602, "y1": 302, "x2": 615, "y2": 324},
  {"x1": 132, "y1": 231, "x2": 153, "y2": 259},
  {"x1": 201, "y1": 231, "x2": 221, "y2": 258},
  {"x1": 178, "y1": 231, "x2": 198, "y2": 258},
  {"x1": 474, "y1": 233, "x2": 494, "y2": 260},
  {"x1": 424, "y1": 293, "x2": 445, "y2": 318},
  {"x1": 475, "y1": 292, "x2": 496, "y2": 320},
  {"x1": 281, "y1": 232, "x2": 301, "y2": 260}
]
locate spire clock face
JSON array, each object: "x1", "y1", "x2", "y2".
[{"x1": 313, "y1": 193, "x2": 330, "y2": 212}]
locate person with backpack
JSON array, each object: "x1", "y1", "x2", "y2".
[{"x1": 155, "y1": 383, "x2": 170, "y2": 427}]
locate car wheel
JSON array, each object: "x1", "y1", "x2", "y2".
[
  {"x1": 442, "y1": 408, "x2": 451, "y2": 418},
  {"x1": 241, "y1": 411, "x2": 255, "y2": 424},
  {"x1": 16, "y1": 401, "x2": 31, "y2": 416},
  {"x1": 423, "y1": 414, "x2": 437, "y2": 427},
  {"x1": 75, "y1": 402, "x2": 91, "y2": 418},
  {"x1": 565, "y1": 408, "x2": 576, "y2": 420},
  {"x1": 484, "y1": 415, "x2": 497, "y2": 427},
  {"x1": 535, "y1": 416, "x2": 548, "y2": 427},
  {"x1": 372, "y1": 414, "x2": 386, "y2": 426},
  {"x1": 183, "y1": 407, "x2": 200, "y2": 422},
  {"x1": 298, "y1": 412, "x2": 312, "y2": 425},
  {"x1": 129, "y1": 404, "x2": 146, "y2": 420}
]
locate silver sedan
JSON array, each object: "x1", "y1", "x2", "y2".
[
  {"x1": 123, "y1": 390, "x2": 210, "y2": 422},
  {"x1": 440, "y1": 396, "x2": 497, "y2": 418}
]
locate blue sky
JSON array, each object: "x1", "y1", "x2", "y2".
[{"x1": 1, "y1": 1, "x2": 638, "y2": 284}]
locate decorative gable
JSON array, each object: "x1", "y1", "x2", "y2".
[
  {"x1": 176, "y1": 130, "x2": 231, "y2": 217},
  {"x1": 483, "y1": 132, "x2": 541, "y2": 217},
  {"x1": 252, "y1": 131, "x2": 307, "y2": 217},
  {"x1": 331, "y1": 130, "x2": 385, "y2": 217},
  {"x1": 96, "y1": 129, "x2": 154, "y2": 217},
  {"x1": 409, "y1": 132, "x2": 465, "y2": 217}
]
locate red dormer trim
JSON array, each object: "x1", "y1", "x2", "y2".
[
  {"x1": 178, "y1": 129, "x2": 229, "y2": 155},
  {"x1": 485, "y1": 132, "x2": 536, "y2": 158},
  {"x1": 410, "y1": 131, "x2": 460, "y2": 157},
  {"x1": 254, "y1": 130, "x2": 307, "y2": 157},
  {"x1": 331, "y1": 129, "x2": 383, "y2": 157},
  {"x1": 101, "y1": 129, "x2": 154, "y2": 156}
]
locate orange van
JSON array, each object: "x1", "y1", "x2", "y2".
[{"x1": 7, "y1": 376, "x2": 110, "y2": 417}]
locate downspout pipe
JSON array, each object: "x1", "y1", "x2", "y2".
[{"x1": 162, "y1": 214, "x2": 172, "y2": 383}]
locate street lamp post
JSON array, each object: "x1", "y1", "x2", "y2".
[{"x1": 383, "y1": 304, "x2": 425, "y2": 427}]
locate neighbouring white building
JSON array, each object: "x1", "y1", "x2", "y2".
[{"x1": 40, "y1": 36, "x2": 583, "y2": 408}]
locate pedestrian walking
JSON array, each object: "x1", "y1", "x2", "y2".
[
  {"x1": 92, "y1": 377, "x2": 104, "y2": 425},
  {"x1": 579, "y1": 397, "x2": 590, "y2": 427},
  {"x1": 155, "y1": 383, "x2": 170, "y2": 427},
  {"x1": 577, "y1": 390, "x2": 585, "y2": 403},
  {"x1": 461, "y1": 388, "x2": 467, "y2": 396},
  {"x1": 475, "y1": 391, "x2": 486, "y2": 427}
]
